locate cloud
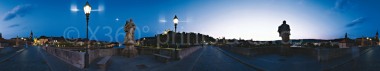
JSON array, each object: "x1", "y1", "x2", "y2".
[
  {"x1": 332, "y1": 0, "x2": 359, "y2": 12},
  {"x1": 346, "y1": 17, "x2": 366, "y2": 27},
  {"x1": 334, "y1": 0, "x2": 350, "y2": 10},
  {"x1": 70, "y1": 0, "x2": 105, "y2": 13},
  {"x1": 70, "y1": 4, "x2": 79, "y2": 12},
  {"x1": 8, "y1": 24, "x2": 20, "y2": 28},
  {"x1": 3, "y1": 4, "x2": 33, "y2": 21},
  {"x1": 159, "y1": 19, "x2": 167, "y2": 23},
  {"x1": 297, "y1": 0, "x2": 304, "y2": 5}
]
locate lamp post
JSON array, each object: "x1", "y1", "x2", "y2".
[
  {"x1": 173, "y1": 15, "x2": 179, "y2": 60},
  {"x1": 83, "y1": 1, "x2": 91, "y2": 68},
  {"x1": 173, "y1": 15, "x2": 178, "y2": 33}
]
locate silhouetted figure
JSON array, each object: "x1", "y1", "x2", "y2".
[
  {"x1": 278, "y1": 20, "x2": 291, "y2": 56},
  {"x1": 278, "y1": 20, "x2": 291, "y2": 42}
]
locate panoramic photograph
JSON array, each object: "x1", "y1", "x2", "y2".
[{"x1": 0, "y1": 0, "x2": 379, "y2": 71}]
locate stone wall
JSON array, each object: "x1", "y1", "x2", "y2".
[
  {"x1": 137, "y1": 48, "x2": 158, "y2": 55},
  {"x1": 317, "y1": 48, "x2": 352, "y2": 61},
  {"x1": 88, "y1": 48, "x2": 118, "y2": 63},
  {"x1": 179, "y1": 46, "x2": 201, "y2": 59},
  {"x1": 219, "y1": 46, "x2": 372, "y2": 62},
  {"x1": 41, "y1": 47, "x2": 85, "y2": 68},
  {"x1": 290, "y1": 48, "x2": 317, "y2": 57},
  {"x1": 317, "y1": 47, "x2": 371, "y2": 61},
  {"x1": 136, "y1": 46, "x2": 202, "y2": 59}
]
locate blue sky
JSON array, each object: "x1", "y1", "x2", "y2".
[{"x1": 1, "y1": 0, "x2": 380, "y2": 42}]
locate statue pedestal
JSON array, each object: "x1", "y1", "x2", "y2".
[
  {"x1": 123, "y1": 46, "x2": 138, "y2": 57},
  {"x1": 123, "y1": 41, "x2": 138, "y2": 57},
  {"x1": 281, "y1": 44, "x2": 290, "y2": 57},
  {"x1": 280, "y1": 34, "x2": 291, "y2": 57}
]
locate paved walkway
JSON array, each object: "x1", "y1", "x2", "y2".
[
  {"x1": 191, "y1": 46, "x2": 255, "y2": 71},
  {"x1": 89, "y1": 46, "x2": 255, "y2": 71},
  {"x1": 38, "y1": 47, "x2": 82, "y2": 71},
  {"x1": 0, "y1": 47, "x2": 24, "y2": 63},
  {"x1": 217, "y1": 46, "x2": 377, "y2": 71},
  {"x1": 91, "y1": 46, "x2": 206, "y2": 71},
  {"x1": 0, "y1": 46, "x2": 50, "y2": 71},
  {"x1": 88, "y1": 55, "x2": 161, "y2": 71},
  {"x1": 0, "y1": 47, "x2": 18, "y2": 57},
  {"x1": 6, "y1": 45, "x2": 376, "y2": 71},
  {"x1": 334, "y1": 47, "x2": 380, "y2": 71},
  {"x1": 152, "y1": 46, "x2": 256, "y2": 71},
  {"x1": 148, "y1": 46, "x2": 205, "y2": 71}
]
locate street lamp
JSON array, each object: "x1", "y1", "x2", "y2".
[
  {"x1": 83, "y1": 1, "x2": 91, "y2": 68},
  {"x1": 84, "y1": 1, "x2": 91, "y2": 39},
  {"x1": 173, "y1": 15, "x2": 179, "y2": 60},
  {"x1": 173, "y1": 15, "x2": 179, "y2": 32}
]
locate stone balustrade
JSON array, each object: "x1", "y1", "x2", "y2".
[
  {"x1": 42, "y1": 47, "x2": 121, "y2": 69},
  {"x1": 88, "y1": 48, "x2": 118, "y2": 63},
  {"x1": 41, "y1": 47, "x2": 85, "y2": 68},
  {"x1": 178, "y1": 46, "x2": 201, "y2": 59},
  {"x1": 219, "y1": 46, "x2": 372, "y2": 62}
]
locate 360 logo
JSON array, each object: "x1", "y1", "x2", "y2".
[{"x1": 63, "y1": 26, "x2": 80, "y2": 42}]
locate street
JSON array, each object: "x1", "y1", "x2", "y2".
[
  {"x1": 191, "y1": 46, "x2": 256, "y2": 71},
  {"x1": 334, "y1": 47, "x2": 380, "y2": 71},
  {"x1": 0, "y1": 46, "x2": 50, "y2": 71}
]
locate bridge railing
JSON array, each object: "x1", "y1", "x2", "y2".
[
  {"x1": 88, "y1": 48, "x2": 118, "y2": 63},
  {"x1": 218, "y1": 46, "x2": 372, "y2": 62},
  {"x1": 178, "y1": 46, "x2": 202, "y2": 59},
  {"x1": 41, "y1": 47, "x2": 85, "y2": 69}
]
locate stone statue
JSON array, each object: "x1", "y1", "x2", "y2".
[
  {"x1": 278, "y1": 20, "x2": 291, "y2": 43},
  {"x1": 278, "y1": 20, "x2": 291, "y2": 56},
  {"x1": 123, "y1": 19, "x2": 138, "y2": 57}
]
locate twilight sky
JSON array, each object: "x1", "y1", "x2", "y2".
[{"x1": 1, "y1": 0, "x2": 380, "y2": 42}]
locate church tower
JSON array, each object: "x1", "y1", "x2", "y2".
[
  {"x1": 30, "y1": 30, "x2": 33, "y2": 39},
  {"x1": 339, "y1": 33, "x2": 349, "y2": 48},
  {"x1": 345, "y1": 33, "x2": 348, "y2": 39},
  {"x1": 344, "y1": 32, "x2": 349, "y2": 42},
  {"x1": 0, "y1": 32, "x2": 3, "y2": 40},
  {"x1": 0, "y1": 32, "x2": 2, "y2": 39},
  {"x1": 376, "y1": 31, "x2": 379, "y2": 45}
]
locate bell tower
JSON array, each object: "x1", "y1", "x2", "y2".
[
  {"x1": 0, "y1": 32, "x2": 2, "y2": 39},
  {"x1": 376, "y1": 31, "x2": 379, "y2": 45},
  {"x1": 30, "y1": 30, "x2": 33, "y2": 39}
]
